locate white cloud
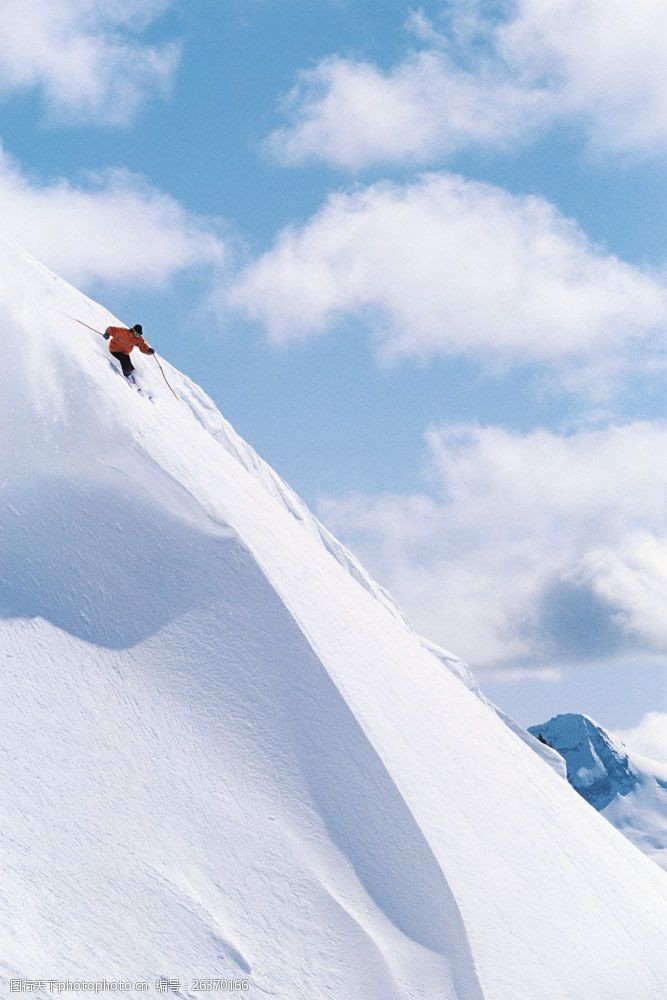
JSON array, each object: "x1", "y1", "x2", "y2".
[
  {"x1": 268, "y1": 1, "x2": 667, "y2": 168},
  {"x1": 0, "y1": 144, "x2": 226, "y2": 288},
  {"x1": 318, "y1": 421, "x2": 667, "y2": 671},
  {"x1": 481, "y1": 667, "x2": 563, "y2": 685},
  {"x1": 229, "y1": 172, "x2": 667, "y2": 384},
  {"x1": 499, "y1": 0, "x2": 667, "y2": 159},
  {"x1": 267, "y1": 50, "x2": 548, "y2": 170},
  {"x1": 578, "y1": 535, "x2": 667, "y2": 651},
  {"x1": 0, "y1": 0, "x2": 179, "y2": 125},
  {"x1": 616, "y1": 712, "x2": 667, "y2": 765}
]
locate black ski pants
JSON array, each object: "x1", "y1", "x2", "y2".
[{"x1": 111, "y1": 351, "x2": 134, "y2": 378}]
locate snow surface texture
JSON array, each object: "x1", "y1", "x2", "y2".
[
  {"x1": 530, "y1": 714, "x2": 667, "y2": 872},
  {"x1": 2, "y1": 234, "x2": 667, "y2": 999}
]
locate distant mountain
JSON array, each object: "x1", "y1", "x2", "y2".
[{"x1": 529, "y1": 714, "x2": 667, "y2": 871}]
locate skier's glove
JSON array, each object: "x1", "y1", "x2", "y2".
[
  {"x1": 147, "y1": 347, "x2": 155, "y2": 354},
  {"x1": 103, "y1": 331, "x2": 110, "y2": 340}
]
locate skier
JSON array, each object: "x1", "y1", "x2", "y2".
[{"x1": 103, "y1": 323, "x2": 155, "y2": 380}]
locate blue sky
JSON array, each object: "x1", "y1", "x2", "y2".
[{"x1": 2, "y1": 0, "x2": 666, "y2": 750}]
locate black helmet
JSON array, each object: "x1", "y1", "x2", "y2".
[{"x1": 132, "y1": 323, "x2": 143, "y2": 335}]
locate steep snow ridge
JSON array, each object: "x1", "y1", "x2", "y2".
[
  {"x1": 422, "y1": 637, "x2": 567, "y2": 778},
  {"x1": 173, "y1": 365, "x2": 406, "y2": 622},
  {"x1": 2, "y1": 235, "x2": 667, "y2": 999},
  {"x1": 530, "y1": 714, "x2": 667, "y2": 870},
  {"x1": 0, "y1": 233, "x2": 398, "y2": 624}
]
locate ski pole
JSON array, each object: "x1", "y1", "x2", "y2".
[
  {"x1": 66, "y1": 314, "x2": 105, "y2": 337},
  {"x1": 153, "y1": 353, "x2": 179, "y2": 400}
]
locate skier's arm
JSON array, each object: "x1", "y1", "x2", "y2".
[{"x1": 138, "y1": 340, "x2": 155, "y2": 355}]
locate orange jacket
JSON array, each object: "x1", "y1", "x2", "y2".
[{"x1": 105, "y1": 327, "x2": 153, "y2": 355}]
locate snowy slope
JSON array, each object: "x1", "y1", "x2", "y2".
[
  {"x1": 2, "y1": 234, "x2": 667, "y2": 1000},
  {"x1": 530, "y1": 714, "x2": 667, "y2": 871}
]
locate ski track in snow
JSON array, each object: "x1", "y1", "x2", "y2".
[{"x1": 1, "y1": 235, "x2": 667, "y2": 999}]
